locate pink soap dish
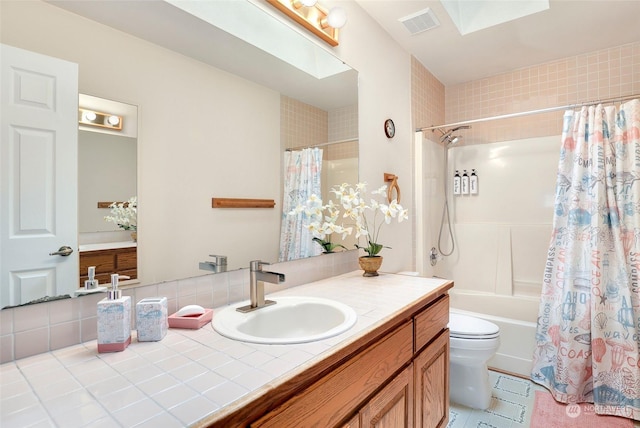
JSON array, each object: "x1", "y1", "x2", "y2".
[{"x1": 168, "y1": 308, "x2": 213, "y2": 329}]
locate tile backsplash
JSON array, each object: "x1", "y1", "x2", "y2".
[{"x1": 0, "y1": 251, "x2": 359, "y2": 363}]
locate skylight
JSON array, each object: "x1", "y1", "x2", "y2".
[{"x1": 440, "y1": 0, "x2": 550, "y2": 35}]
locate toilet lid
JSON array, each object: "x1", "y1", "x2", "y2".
[{"x1": 448, "y1": 313, "x2": 499, "y2": 339}]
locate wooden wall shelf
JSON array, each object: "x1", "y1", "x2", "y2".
[
  {"x1": 212, "y1": 198, "x2": 276, "y2": 209},
  {"x1": 97, "y1": 201, "x2": 128, "y2": 208}
]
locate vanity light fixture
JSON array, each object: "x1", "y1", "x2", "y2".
[
  {"x1": 267, "y1": 0, "x2": 347, "y2": 47},
  {"x1": 79, "y1": 108, "x2": 123, "y2": 131}
]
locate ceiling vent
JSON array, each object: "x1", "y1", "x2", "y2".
[{"x1": 399, "y1": 8, "x2": 440, "y2": 35}]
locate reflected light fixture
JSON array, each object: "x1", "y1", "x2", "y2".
[
  {"x1": 267, "y1": 0, "x2": 347, "y2": 47},
  {"x1": 79, "y1": 108, "x2": 123, "y2": 131}
]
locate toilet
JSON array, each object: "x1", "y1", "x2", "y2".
[{"x1": 448, "y1": 312, "x2": 500, "y2": 410}]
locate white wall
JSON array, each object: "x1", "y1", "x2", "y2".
[
  {"x1": 1, "y1": 0, "x2": 415, "y2": 283},
  {"x1": 329, "y1": 1, "x2": 414, "y2": 272},
  {"x1": 78, "y1": 131, "x2": 137, "y2": 233}
]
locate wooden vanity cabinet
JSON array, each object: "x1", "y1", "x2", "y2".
[
  {"x1": 79, "y1": 246, "x2": 137, "y2": 286},
  {"x1": 246, "y1": 293, "x2": 450, "y2": 428}
]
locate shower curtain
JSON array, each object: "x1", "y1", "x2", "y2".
[
  {"x1": 531, "y1": 99, "x2": 640, "y2": 420},
  {"x1": 279, "y1": 147, "x2": 323, "y2": 262}
]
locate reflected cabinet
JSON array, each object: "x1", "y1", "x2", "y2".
[{"x1": 79, "y1": 246, "x2": 137, "y2": 287}]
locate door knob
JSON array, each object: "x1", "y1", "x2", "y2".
[{"x1": 49, "y1": 246, "x2": 73, "y2": 257}]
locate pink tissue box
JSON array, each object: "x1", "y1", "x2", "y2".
[{"x1": 168, "y1": 308, "x2": 213, "y2": 329}]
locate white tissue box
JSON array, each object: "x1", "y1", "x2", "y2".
[{"x1": 136, "y1": 297, "x2": 168, "y2": 342}]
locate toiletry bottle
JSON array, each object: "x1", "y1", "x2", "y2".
[
  {"x1": 85, "y1": 266, "x2": 99, "y2": 290},
  {"x1": 453, "y1": 170, "x2": 461, "y2": 195},
  {"x1": 97, "y1": 274, "x2": 131, "y2": 353},
  {"x1": 461, "y1": 170, "x2": 469, "y2": 195},
  {"x1": 470, "y1": 169, "x2": 478, "y2": 195}
]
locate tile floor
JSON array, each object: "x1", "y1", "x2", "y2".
[{"x1": 447, "y1": 371, "x2": 640, "y2": 428}]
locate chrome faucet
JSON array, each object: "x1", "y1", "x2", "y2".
[
  {"x1": 199, "y1": 255, "x2": 228, "y2": 273},
  {"x1": 236, "y1": 260, "x2": 285, "y2": 313}
]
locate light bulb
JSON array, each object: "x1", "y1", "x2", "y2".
[
  {"x1": 83, "y1": 111, "x2": 97, "y2": 121},
  {"x1": 107, "y1": 115, "x2": 120, "y2": 126},
  {"x1": 326, "y1": 7, "x2": 347, "y2": 28}
]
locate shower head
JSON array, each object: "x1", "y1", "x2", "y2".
[
  {"x1": 448, "y1": 135, "x2": 461, "y2": 145},
  {"x1": 439, "y1": 125, "x2": 471, "y2": 145}
]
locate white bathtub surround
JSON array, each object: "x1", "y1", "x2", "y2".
[
  {"x1": 417, "y1": 135, "x2": 559, "y2": 376},
  {"x1": 0, "y1": 271, "x2": 450, "y2": 427},
  {"x1": 0, "y1": 250, "x2": 359, "y2": 363}
]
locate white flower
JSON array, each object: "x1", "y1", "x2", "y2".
[
  {"x1": 289, "y1": 182, "x2": 409, "y2": 256},
  {"x1": 104, "y1": 196, "x2": 137, "y2": 231}
]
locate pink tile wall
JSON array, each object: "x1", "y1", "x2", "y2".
[
  {"x1": 281, "y1": 95, "x2": 328, "y2": 150},
  {"x1": 281, "y1": 96, "x2": 358, "y2": 161},
  {"x1": 412, "y1": 56, "x2": 446, "y2": 131},
  {"x1": 444, "y1": 41, "x2": 640, "y2": 144}
]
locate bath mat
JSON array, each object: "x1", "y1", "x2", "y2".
[{"x1": 530, "y1": 391, "x2": 633, "y2": 428}]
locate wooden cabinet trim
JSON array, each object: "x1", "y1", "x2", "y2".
[
  {"x1": 360, "y1": 364, "x2": 414, "y2": 428},
  {"x1": 414, "y1": 294, "x2": 449, "y2": 353},
  {"x1": 414, "y1": 330, "x2": 450, "y2": 428},
  {"x1": 252, "y1": 321, "x2": 413, "y2": 428}
]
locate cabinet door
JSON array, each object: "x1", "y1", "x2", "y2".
[
  {"x1": 360, "y1": 364, "x2": 414, "y2": 428},
  {"x1": 414, "y1": 330, "x2": 449, "y2": 428}
]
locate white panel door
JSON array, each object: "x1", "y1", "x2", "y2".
[{"x1": 1, "y1": 44, "x2": 78, "y2": 308}]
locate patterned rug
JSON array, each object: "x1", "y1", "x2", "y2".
[{"x1": 531, "y1": 391, "x2": 633, "y2": 428}]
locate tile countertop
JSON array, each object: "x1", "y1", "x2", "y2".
[
  {"x1": 78, "y1": 241, "x2": 137, "y2": 252},
  {"x1": 0, "y1": 271, "x2": 451, "y2": 428}
]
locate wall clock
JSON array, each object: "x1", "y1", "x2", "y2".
[{"x1": 384, "y1": 118, "x2": 395, "y2": 138}]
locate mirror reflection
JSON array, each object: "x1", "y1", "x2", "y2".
[
  {"x1": 278, "y1": 97, "x2": 359, "y2": 261},
  {"x1": 77, "y1": 94, "x2": 138, "y2": 288},
  {"x1": 1, "y1": 0, "x2": 357, "y2": 309}
]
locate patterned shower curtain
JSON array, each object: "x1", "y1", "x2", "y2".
[
  {"x1": 278, "y1": 147, "x2": 323, "y2": 261},
  {"x1": 531, "y1": 99, "x2": 640, "y2": 420}
]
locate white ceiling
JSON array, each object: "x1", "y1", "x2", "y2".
[
  {"x1": 355, "y1": 0, "x2": 640, "y2": 86},
  {"x1": 46, "y1": 0, "x2": 640, "y2": 105}
]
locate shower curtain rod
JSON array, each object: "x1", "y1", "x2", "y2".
[
  {"x1": 285, "y1": 137, "x2": 357, "y2": 151},
  {"x1": 416, "y1": 93, "x2": 640, "y2": 133}
]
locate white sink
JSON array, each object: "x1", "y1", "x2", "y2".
[{"x1": 212, "y1": 296, "x2": 357, "y2": 344}]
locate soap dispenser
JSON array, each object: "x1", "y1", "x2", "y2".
[
  {"x1": 97, "y1": 273, "x2": 132, "y2": 353},
  {"x1": 85, "y1": 266, "x2": 99, "y2": 290}
]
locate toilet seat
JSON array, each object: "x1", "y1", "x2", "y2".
[{"x1": 449, "y1": 313, "x2": 500, "y2": 339}]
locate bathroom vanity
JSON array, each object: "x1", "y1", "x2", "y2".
[
  {"x1": 0, "y1": 272, "x2": 451, "y2": 428},
  {"x1": 198, "y1": 274, "x2": 451, "y2": 428}
]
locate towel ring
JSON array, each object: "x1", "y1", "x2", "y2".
[{"x1": 384, "y1": 173, "x2": 401, "y2": 204}]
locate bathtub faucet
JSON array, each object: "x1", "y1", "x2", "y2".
[{"x1": 236, "y1": 260, "x2": 285, "y2": 313}]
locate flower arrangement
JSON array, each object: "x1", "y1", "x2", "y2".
[
  {"x1": 289, "y1": 195, "x2": 352, "y2": 253},
  {"x1": 104, "y1": 196, "x2": 137, "y2": 231},
  {"x1": 331, "y1": 183, "x2": 408, "y2": 257},
  {"x1": 291, "y1": 182, "x2": 408, "y2": 257}
]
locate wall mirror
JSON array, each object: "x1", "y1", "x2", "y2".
[{"x1": 2, "y1": 0, "x2": 358, "y2": 307}]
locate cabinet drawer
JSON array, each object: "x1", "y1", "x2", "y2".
[
  {"x1": 116, "y1": 249, "x2": 137, "y2": 270},
  {"x1": 79, "y1": 247, "x2": 137, "y2": 286},
  {"x1": 414, "y1": 295, "x2": 449, "y2": 352},
  {"x1": 80, "y1": 253, "x2": 115, "y2": 273},
  {"x1": 252, "y1": 321, "x2": 414, "y2": 428}
]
